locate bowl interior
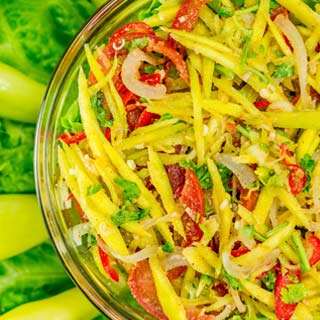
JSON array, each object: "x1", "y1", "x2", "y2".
[{"x1": 35, "y1": 1, "x2": 155, "y2": 319}]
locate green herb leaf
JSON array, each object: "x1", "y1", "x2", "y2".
[
  {"x1": 217, "y1": 6, "x2": 234, "y2": 17},
  {"x1": 273, "y1": 63, "x2": 295, "y2": 79},
  {"x1": 143, "y1": 64, "x2": 157, "y2": 74},
  {"x1": 180, "y1": 161, "x2": 213, "y2": 190},
  {"x1": 299, "y1": 153, "x2": 316, "y2": 192},
  {"x1": 86, "y1": 184, "x2": 103, "y2": 196},
  {"x1": 222, "y1": 269, "x2": 240, "y2": 290},
  {"x1": 261, "y1": 271, "x2": 276, "y2": 291},
  {"x1": 281, "y1": 283, "x2": 306, "y2": 304},
  {"x1": 217, "y1": 163, "x2": 233, "y2": 192},
  {"x1": 270, "y1": 0, "x2": 280, "y2": 9},
  {"x1": 127, "y1": 37, "x2": 149, "y2": 51},
  {"x1": 137, "y1": 0, "x2": 161, "y2": 20},
  {"x1": 114, "y1": 178, "x2": 141, "y2": 203},
  {"x1": 111, "y1": 208, "x2": 149, "y2": 226},
  {"x1": 91, "y1": 92, "x2": 113, "y2": 129},
  {"x1": 162, "y1": 242, "x2": 175, "y2": 253},
  {"x1": 60, "y1": 101, "x2": 83, "y2": 133},
  {"x1": 159, "y1": 113, "x2": 174, "y2": 122},
  {"x1": 231, "y1": 0, "x2": 245, "y2": 6}
]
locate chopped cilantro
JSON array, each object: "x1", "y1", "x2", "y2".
[
  {"x1": 168, "y1": 65, "x2": 179, "y2": 79},
  {"x1": 270, "y1": 0, "x2": 279, "y2": 9},
  {"x1": 217, "y1": 163, "x2": 233, "y2": 192},
  {"x1": 137, "y1": 0, "x2": 161, "y2": 20},
  {"x1": 159, "y1": 113, "x2": 173, "y2": 122},
  {"x1": 180, "y1": 161, "x2": 213, "y2": 190},
  {"x1": 114, "y1": 178, "x2": 141, "y2": 203},
  {"x1": 81, "y1": 233, "x2": 96, "y2": 248},
  {"x1": 143, "y1": 64, "x2": 157, "y2": 74},
  {"x1": 299, "y1": 153, "x2": 316, "y2": 192},
  {"x1": 281, "y1": 283, "x2": 306, "y2": 304},
  {"x1": 162, "y1": 242, "x2": 174, "y2": 253},
  {"x1": 91, "y1": 92, "x2": 111, "y2": 129},
  {"x1": 215, "y1": 64, "x2": 234, "y2": 79},
  {"x1": 242, "y1": 225, "x2": 255, "y2": 239},
  {"x1": 231, "y1": 0, "x2": 245, "y2": 6},
  {"x1": 127, "y1": 37, "x2": 149, "y2": 51},
  {"x1": 60, "y1": 101, "x2": 83, "y2": 133},
  {"x1": 303, "y1": 0, "x2": 320, "y2": 9},
  {"x1": 273, "y1": 63, "x2": 295, "y2": 79},
  {"x1": 207, "y1": 0, "x2": 221, "y2": 12},
  {"x1": 196, "y1": 275, "x2": 213, "y2": 296},
  {"x1": 217, "y1": 6, "x2": 234, "y2": 17},
  {"x1": 111, "y1": 208, "x2": 149, "y2": 226},
  {"x1": 222, "y1": 269, "x2": 240, "y2": 290},
  {"x1": 261, "y1": 271, "x2": 276, "y2": 291},
  {"x1": 86, "y1": 184, "x2": 103, "y2": 196}
]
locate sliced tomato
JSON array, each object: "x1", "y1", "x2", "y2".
[
  {"x1": 186, "y1": 308, "x2": 215, "y2": 320},
  {"x1": 181, "y1": 168, "x2": 205, "y2": 222},
  {"x1": 140, "y1": 73, "x2": 161, "y2": 85},
  {"x1": 239, "y1": 188, "x2": 259, "y2": 211},
  {"x1": 181, "y1": 213, "x2": 203, "y2": 246},
  {"x1": 171, "y1": 0, "x2": 209, "y2": 31},
  {"x1": 287, "y1": 164, "x2": 307, "y2": 195},
  {"x1": 167, "y1": 266, "x2": 187, "y2": 281},
  {"x1": 275, "y1": 271, "x2": 300, "y2": 320},
  {"x1": 128, "y1": 260, "x2": 168, "y2": 320},
  {"x1": 307, "y1": 235, "x2": 320, "y2": 267},
  {"x1": 126, "y1": 106, "x2": 143, "y2": 131},
  {"x1": 98, "y1": 247, "x2": 119, "y2": 282},
  {"x1": 231, "y1": 247, "x2": 250, "y2": 257},
  {"x1": 121, "y1": 89, "x2": 139, "y2": 106},
  {"x1": 60, "y1": 131, "x2": 86, "y2": 144},
  {"x1": 165, "y1": 164, "x2": 186, "y2": 199},
  {"x1": 137, "y1": 109, "x2": 154, "y2": 127}
]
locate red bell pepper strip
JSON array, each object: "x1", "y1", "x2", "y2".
[
  {"x1": 307, "y1": 235, "x2": 320, "y2": 267},
  {"x1": 275, "y1": 271, "x2": 301, "y2": 320},
  {"x1": 98, "y1": 247, "x2": 119, "y2": 282},
  {"x1": 60, "y1": 131, "x2": 87, "y2": 144},
  {"x1": 287, "y1": 164, "x2": 307, "y2": 195}
]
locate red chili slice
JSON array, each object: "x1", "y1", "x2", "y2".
[
  {"x1": 140, "y1": 73, "x2": 162, "y2": 85},
  {"x1": 60, "y1": 131, "x2": 87, "y2": 144},
  {"x1": 126, "y1": 106, "x2": 143, "y2": 131},
  {"x1": 307, "y1": 235, "x2": 320, "y2": 267},
  {"x1": 275, "y1": 271, "x2": 300, "y2": 320},
  {"x1": 137, "y1": 109, "x2": 154, "y2": 127},
  {"x1": 121, "y1": 89, "x2": 139, "y2": 106},
  {"x1": 128, "y1": 260, "x2": 168, "y2": 320},
  {"x1": 287, "y1": 164, "x2": 307, "y2": 195},
  {"x1": 98, "y1": 247, "x2": 119, "y2": 282},
  {"x1": 180, "y1": 168, "x2": 205, "y2": 222},
  {"x1": 181, "y1": 213, "x2": 204, "y2": 246},
  {"x1": 231, "y1": 247, "x2": 250, "y2": 257},
  {"x1": 254, "y1": 99, "x2": 270, "y2": 110},
  {"x1": 171, "y1": 0, "x2": 209, "y2": 31},
  {"x1": 104, "y1": 127, "x2": 111, "y2": 142}
]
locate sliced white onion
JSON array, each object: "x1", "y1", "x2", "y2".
[
  {"x1": 69, "y1": 222, "x2": 91, "y2": 246},
  {"x1": 230, "y1": 289, "x2": 246, "y2": 314},
  {"x1": 141, "y1": 212, "x2": 179, "y2": 229},
  {"x1": 270, "y1": 200, "x2": 279, "y2": 228},
  {"x1": 215, "y1": 153, "x2": 257, "y2": 188},
  {"x1": 222, "y1": 252, "x2": 253, "y2": 279},
  {"x1": 268, "y1": 101, "x2": 293, "y2": 112},
  {"x1": 162, "y1": 251, "x2": 189, "y2": 271},
  {"x1": 121, "y1": 48, "x2": 166, "y2": 99},
  {"x1": 106, "y1": 244, "x2": 158, "y2": 264},
  {"x1": 274, "y1": 14, "x2": 312, "y2": 109},
  {"x1": 308, "y1": 223, "x2": 320, "y2": 232},
  {"x1": 215, "y1": 305, "x2": 233, "y2": 320}
]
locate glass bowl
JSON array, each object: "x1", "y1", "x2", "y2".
[{"x1": 35, "y1": 1, "x2": 155, "y2": 319}]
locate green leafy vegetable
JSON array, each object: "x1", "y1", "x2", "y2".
[
  {"x1": 127, "y1": 37, "x2": 149, "y2": 51},
  {"x1": 217, "y1": 6, "x2": 234, "y2": 17},
  {"x1": 0, "y1": 242, "x2": 74, "y2": 314},
  {"x1": 0, "y1": 118, "x2": 35, "y2": 193},
  {"x1": 222, "y1": 269, "x2": 240, "y2": 290},
  {"x1": 281, "y1": 283, "x2": 306, "y2": 304},
  {"x1": 90, "y1": 92, "x2": 113, "y2": 130},
  {"x1": 270, "y1": 0, "x2": 279, "y2": 9},
  {"x1": 196, "y1": 275, "x2": 213, "y2": 297},
  {"x1": 273, "y1": 63, "x2": 295, "y2": 79},
  {"x1": 111, "y1": 208, "x2": 149, "y2": 226},
  {"x1": 138, "y1": 0, "x2": 161, "y2": 20},
  {"x1": 60, "y1": 101, "x2": 84, "y2": 133},
  {"x1": 231, "y1": 0, "x2": 245, "y2": 7},
  {"x1": 114, "y1": 178, "x2": 141, "y2": 203},
  {"x1": 302, "y1": 0, "x2": 320, "y2": 9},
  {"x1": 162, "y1": 242, "x2": 174, "y2": 253},
  {"x1": 180, "y1": 161, "x2": 213, "y2": 190},
  {"x1": 217, "y1": 163, "x2": 233, "y2": 192},
  {"x1": 299, "y1": 153, "x2": 316, "y2": 192},
  {"x1": 0, "y1": 0, "x2": 97, "y2": 84},
  {"x1": 86, "y1": 184, "x2": 103, "y2": 196},
  {"x1": 261, "y1": 271, "x2": 276, "y2": 291}
]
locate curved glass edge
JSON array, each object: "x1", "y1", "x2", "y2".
[{"x1": 35, "y1": 0, "x2": 154, "y2": 319}]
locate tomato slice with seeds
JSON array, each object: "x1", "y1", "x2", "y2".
[
  {"x1": 137, "y1": 109, "x2": 154, "y2": 127},
  {"x1": 140, "y1": 73, "x2": 162, "y2": 85},
  {"x1": 287, "y1": 164, "x2": 307, "y2": 195},
  {"x1": 307, "y1": 235, "x2": 320, "y2": 267},
  {"x1": 128, "y1": 259, "x2": 168, "y2": 320},
  {"x1": 180, "y1": 168, "x2": 205, "y2": 222},
  {"x1": 275, "y1": 271, "x2": 301, "y2": 320}
]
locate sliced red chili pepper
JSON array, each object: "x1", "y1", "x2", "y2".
[
  {"x1": 287, "y1": 164, "x2": 307, "y2": 195},
  {"x1": 126, "y1": 106, "x2": 143, "y2": 131},
  {"x1": 109, "y1": 22, "x2": 155, "y2": 43},
  {"x1": 88, "y1": 71, "x2": 97, "y2": 86},
  {"x1": 128, "y1": 259, "x2": 168, "y2": 320},
  {"x1": 275, "y1": 271, "x2": 300, "y2": 320},
  {"x1": 180, "y1": 168, "x2": 205, "y2": 222},
  {"x1": 60, "y1": 131, "x2": 87, "y2": 144},
  {"x1": 121, "y1": 89, "x2": 139, "y2": 106},
  {"x1": 291, "y1": 94, "x2": 300, "y2": 105},
  {"x1": 137, "y1": 109, "x2": 154, "y2": 127},
  {"x1": 280, "y1": 143, "x2": 293, "y2": 166},
  {"x1": 140, "y1": 73, "x2": 162, "y2": 85},
  {"x1": 307, "y1": 235, "x2": 320, "y2": 267},
  {"x1": 254, "y1": 99, "x2": 270, "y2": 110},
  {"x1": 284, "y1": 35, "x2": 294, "y2": 52},
  {"x1": 181, "y1": 212, "x2": 204, "y2": 246},
  {"x1": 171, "y1": 0, "x2": 209, "y2": 31},
  {"x1": 239, "y1": 188, "x2": 259, "y2": 211},
  {"x1": 104, "y1": 127, "x2": 111, "y2": 142},
  {"x1": 98, "y1": 247, "x2": 119, "y2": 282}
]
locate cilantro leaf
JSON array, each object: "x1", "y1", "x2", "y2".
[
  {"x1": 231, "y1": 0, "x2": 245, "y2": 6},
  {"x1": 270, "y1": 0, "x2": 279, "y2": 9},
  {"x1": 111, "y1": 208, "x2": 149, "y2": 226},
  {"x1": 222, "y1": 269, "x2": 240, "y2": 290},
  {"x1": 137, "y1": 0, "x2": 161, "y2": 20},
  {"x1": 261, "y1": 271, "x2": 276, "y2": 291},
  {"x1": 86, "y1": 184, "x2": 103, "y2": 196},
  {"x1": 114, "y1": 178, "x2": 140, "y2": 203},
  {"x1": 303, "y1": 0, "x2": 320, "y2": 9},
  {"x1": 180, "y1": 161, "x2": 213, "y2": 190},
  {"x1": 60, "y1": 101, "x2": 83, "y2": 133},
  {"x1": 273, "y1": 63, "x2": 295, "y2": 79},
  {"x1": 162, "y1": 242, "x2": 174, "y2": 253},
  {"x1": 217, "y1": 163, "x2": 233, "y2": 192},
  {"x1": 299, "y1": 154, "x2": 316, "y2": 192},
  {"x1": 281, "y1": 283, "x2": 306, "y2": 304},
  {"x1": 91, "y1": 92, "x2": 113, "y2": 130}
]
